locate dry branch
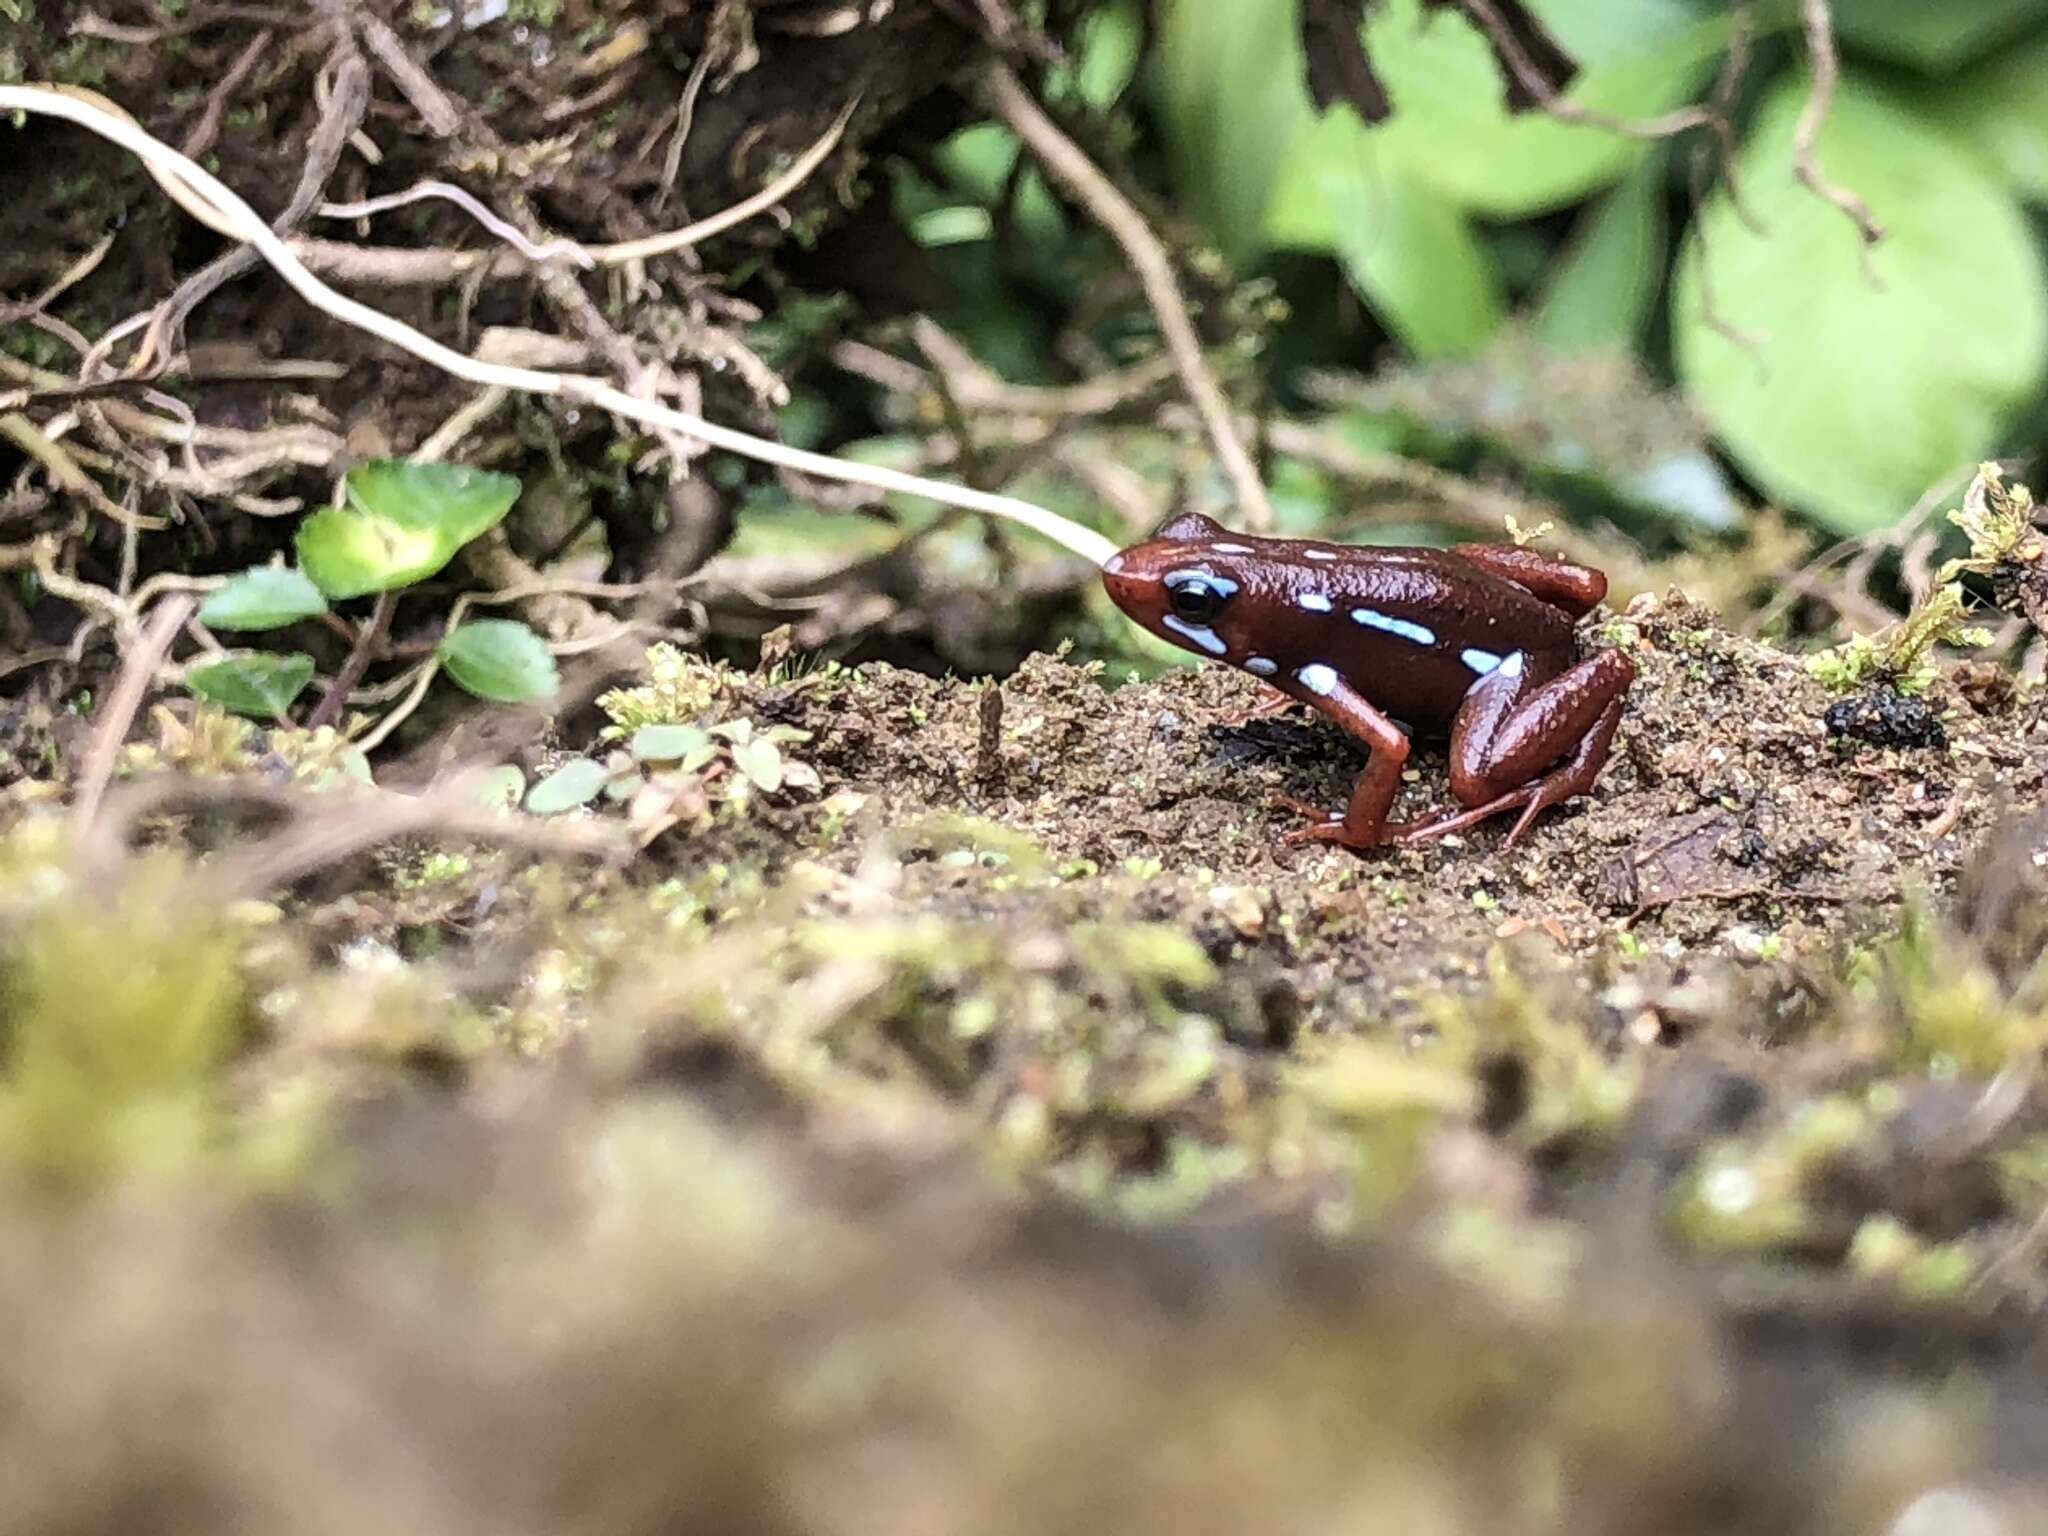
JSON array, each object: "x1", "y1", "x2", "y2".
[{"x1": 983, "y1": 62, "x2": 1276, "y2": 531}]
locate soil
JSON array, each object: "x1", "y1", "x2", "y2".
[{"x1": 9, "y1": 2, "x2": 2048, "y2": 1529}]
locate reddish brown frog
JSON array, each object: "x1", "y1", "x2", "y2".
[{"x1": 1102, "y1": 512, "x2": 1633, "y2": 850}]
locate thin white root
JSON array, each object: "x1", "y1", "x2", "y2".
[{"x1": 0, "y1": 84, "x2": 1120, "y2": 570}]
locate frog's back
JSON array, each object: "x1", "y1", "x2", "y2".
[{"x1": 1232, "y1": 539, "x2": 1579, "y2": 731}]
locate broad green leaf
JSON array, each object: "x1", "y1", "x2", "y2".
[
  {"x1": 1156, "y1": 0, "x2": 1312, "y2": 261},
  {"x1": 438, "y1": 619, "x2": 560, "y2": 703},
  {"x1": 298, "y1": 460, "x2": 521, "y2": 599},
  {"x1": 1923, "y1": 29, "x2": 2048, "y2": 202},
  {"x1": 1268, "y1": 107, "x2": 1504, "y2": 359},
  {"x1": 186, "y1": 652, "x2": 316, "y2": 720},
  {"x1": 1367, "y1": 0, "x2": 1731, "y2": 216},
  {"x1": 297, "y1": 507, "x2": 445, "y2": 600},
  {"x1": 1835, "y1": 0, "x2": 2045, "y2": 70},
  {"x1": 1673, "y1": 75, "x2": 2048, "y2": 533},
  {"x1": 344, "y1": 460, "x2": 522, "y2": 544},
  {"x1": 524, "y1": 758, "x2": 608, "y2": 815},
  {"x1": 197, "y1": 567, "x2": 329, "y2": 632},
  {"x1": 629, "y1": 724, "x2": 713, "y2": 765},
  {"x1": 1535, "y1": 158, "x2": 1668, "y2": 355}
]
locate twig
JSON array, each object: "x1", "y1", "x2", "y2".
[
  {"x1": 178, "y1": 27, "x2": 273, "y2": 158},
  {"x1": 1453, "y1": 0, "x2": 1716, "y2": 140},
  {"x1": 413, "y1": 385, "x2": 511, "y2": 461},
  {"x1": 72, "y1": 593, "x2": 194, "y2": 833},
  {"x1": 305, "y1": 589, "x2": 392, "y2": 731},
  {"x1": 1794, "y1": 0, "x2": 1885, "y2": 261},
  {"x1": 350, "y1": 656, "x2": 437, "y2": 753},
  {"x1": 295, "y1": 96, "x2": 858, "y2": 278},
  {"x1": 319, "y1": 182, "x2": 595, "y2": 267},
  {"x1": 599, "y1": 97, "x2": 857, "y2": 264},
  {"x1": 0, "y1": 81, "x2": 1119, "y2": 569},
  {"x1": 0, "y1": 412, "x2": 165, "y2": 528},
  {"x1": 983, "y1": 63, "x2": 1275, "y2": 531},
  {"x1": 655, "y1": 37, "x2": 719, "y2": 211},
  {"x1": 86, "y1": 775, "x2": 628, "y2": 904},
  {"x1": 907, "y1": 317, "x2": 1180, "y2": 418},
  {"x1": 0, "y1": 233, "x2": 115, "y2": 324}
]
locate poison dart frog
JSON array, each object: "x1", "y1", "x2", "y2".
[{"x1": 1102, "y1": 512, "x2": 1634, "y2": 851}]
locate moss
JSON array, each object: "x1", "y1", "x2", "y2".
[
  {"x1": 596, "y1": 644, "x2": 744, "y2": 735},
  {"x1": 1864, "y1": 902, "x2": 2048, "y2": 1077},
  {"x1": 0, "y1": 851, "x2": 249, "y2": 1188},
  {"x1": 1670, "y1": 1095, "x2": 1873, "y2": 1256},
  {"x1": 1807, "y1": 584, "x2": 1988, "y2": 696}
]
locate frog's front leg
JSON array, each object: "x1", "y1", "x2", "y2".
[
  {"x1": 1213, "y1": 680, "x2": 1298, "y2": 729},
  {"x1": 1400, "y1": 647, "x2": 1634, "y2": 848},
  {"x1": 1270, "y1": 666, "x2": 1412, "y2": 850}
]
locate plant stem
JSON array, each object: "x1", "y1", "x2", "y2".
[{"x1": 306, "y1": 590, "x2": 393, "y2": 732}]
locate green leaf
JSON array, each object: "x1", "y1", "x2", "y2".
[
  {"x1": 1060, "y1": 0, "x2": 1143, "y2": 109},
  {"x1": 629, "y1": 724, "x2": 713, "y2": 764},
  {"x1": 1156, "y1": 0, "x2": 1311, "y2": 262},
  {"x1": 1534, "y1": 157, "x2": 1668, "y2": 356},
  {"x1": 186, "y1": 652, "x2": 316, "y2": 720},
  {"x1": 198, "y1": 567, "x2": 330, "y2": 632},
  {"x1": 1835, "y1": 0, "x2": 2045, "y2": 70},
  {"x1": 471, "y1": 765, "x2": 527, "y2": 810},
  {"x1": 524, "y1": 758, "x2": 608, "y2": 815},
  {"x1": 344, "y1": 459, "x2": 523, "y2": 542},
  {"x1": 1268, "y1": 107, "x2": 1504, "y2": 359},
  {"x1": 1673, "y1": 75, "x2": 2048, "y2": 533},
  {"x1": 1367, "y1": 0, "x2": 1731, "y2": 216},
  {"x1": 1923, "y1": 29, "x2": 2048, "y2": 202},
  {"x1": 298, "y1": 460, "x2": 521, "y2": 599},
  {"x1": 930, "y1": 125, "x2": 1066, "y2": 245},
  {"x1": 437, "y1": 620, "x2": 560, "y2": 703}
]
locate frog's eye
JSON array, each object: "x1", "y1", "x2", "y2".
[{"x1": 1166, "y1": 571, "x2": 1234, "y2": 625}]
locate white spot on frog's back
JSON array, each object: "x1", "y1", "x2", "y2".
[
  {"x1": 1297, "y1": 592, "x2": 1333, "y2": 613},
  {"x1": 1296, "y1": 663, "x2": 1338, "y2": 696},
  {"x1": 1245, "y1": 656, "x2": 1278, "y2": 676},
  {"x1": 1103, "y1": 550, "x2": 1128, "y2": 575},
  {"x1": 1162, "y1": 615, "x2": 1228, "y2": 655},
  {"x1": 1351, "y1": 607, "x2": 1435, "y2": 646},
  {"x1": 1461, "y1": 647, "x2": 1502, "y2": 675},
  {"x1": 1500, "y1": 650, "x2": 1525, "y2": 679},
  {"x1": 1210, "y1": 542, "x2": 1254, "y2": 555},
  {"x1": 1302, "y1": 548, "x2": 1337, "y2": 561}
]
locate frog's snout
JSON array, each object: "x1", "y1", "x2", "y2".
[{"x1": 1100, "y1": 557, "x2": 1153, "y2": 620}]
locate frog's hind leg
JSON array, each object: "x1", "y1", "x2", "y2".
[
  {"x1": 1396, "y1": 647, "x2": 1634, "y2": 847},
  {"x1": 1448, "y1": 543, "x2": 1608, "y2": 618}
]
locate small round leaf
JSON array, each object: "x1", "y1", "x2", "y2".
[
  {"x1": 524, "y1": 758, "x2": 608, "y2": 815},
  {"x1": 629, "y1": 724, "x2": 713, "y2": 763},
  {"x1": 470, "y1": 765, "x2": 527, "y2": 810},
  {"x1": 198, "y1": 567, "x2": 330, "y2": 632},
  {"x1": 438, "y1": 620, "x2": 560, "y2": 703},
  {"x1": 732, "y1": 737, "x2": 785, "y2": 793},
  {"x1": 187, "y1": 652, "x2": 317, "y2": 719}
]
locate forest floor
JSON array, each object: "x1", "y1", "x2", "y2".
[
  {"x1": 8, "y1": 2, "x2": 2048, "y2": 1531},
  {"x1": 7, "y1": 591, "x2": 2048, "y2": 1534}
]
